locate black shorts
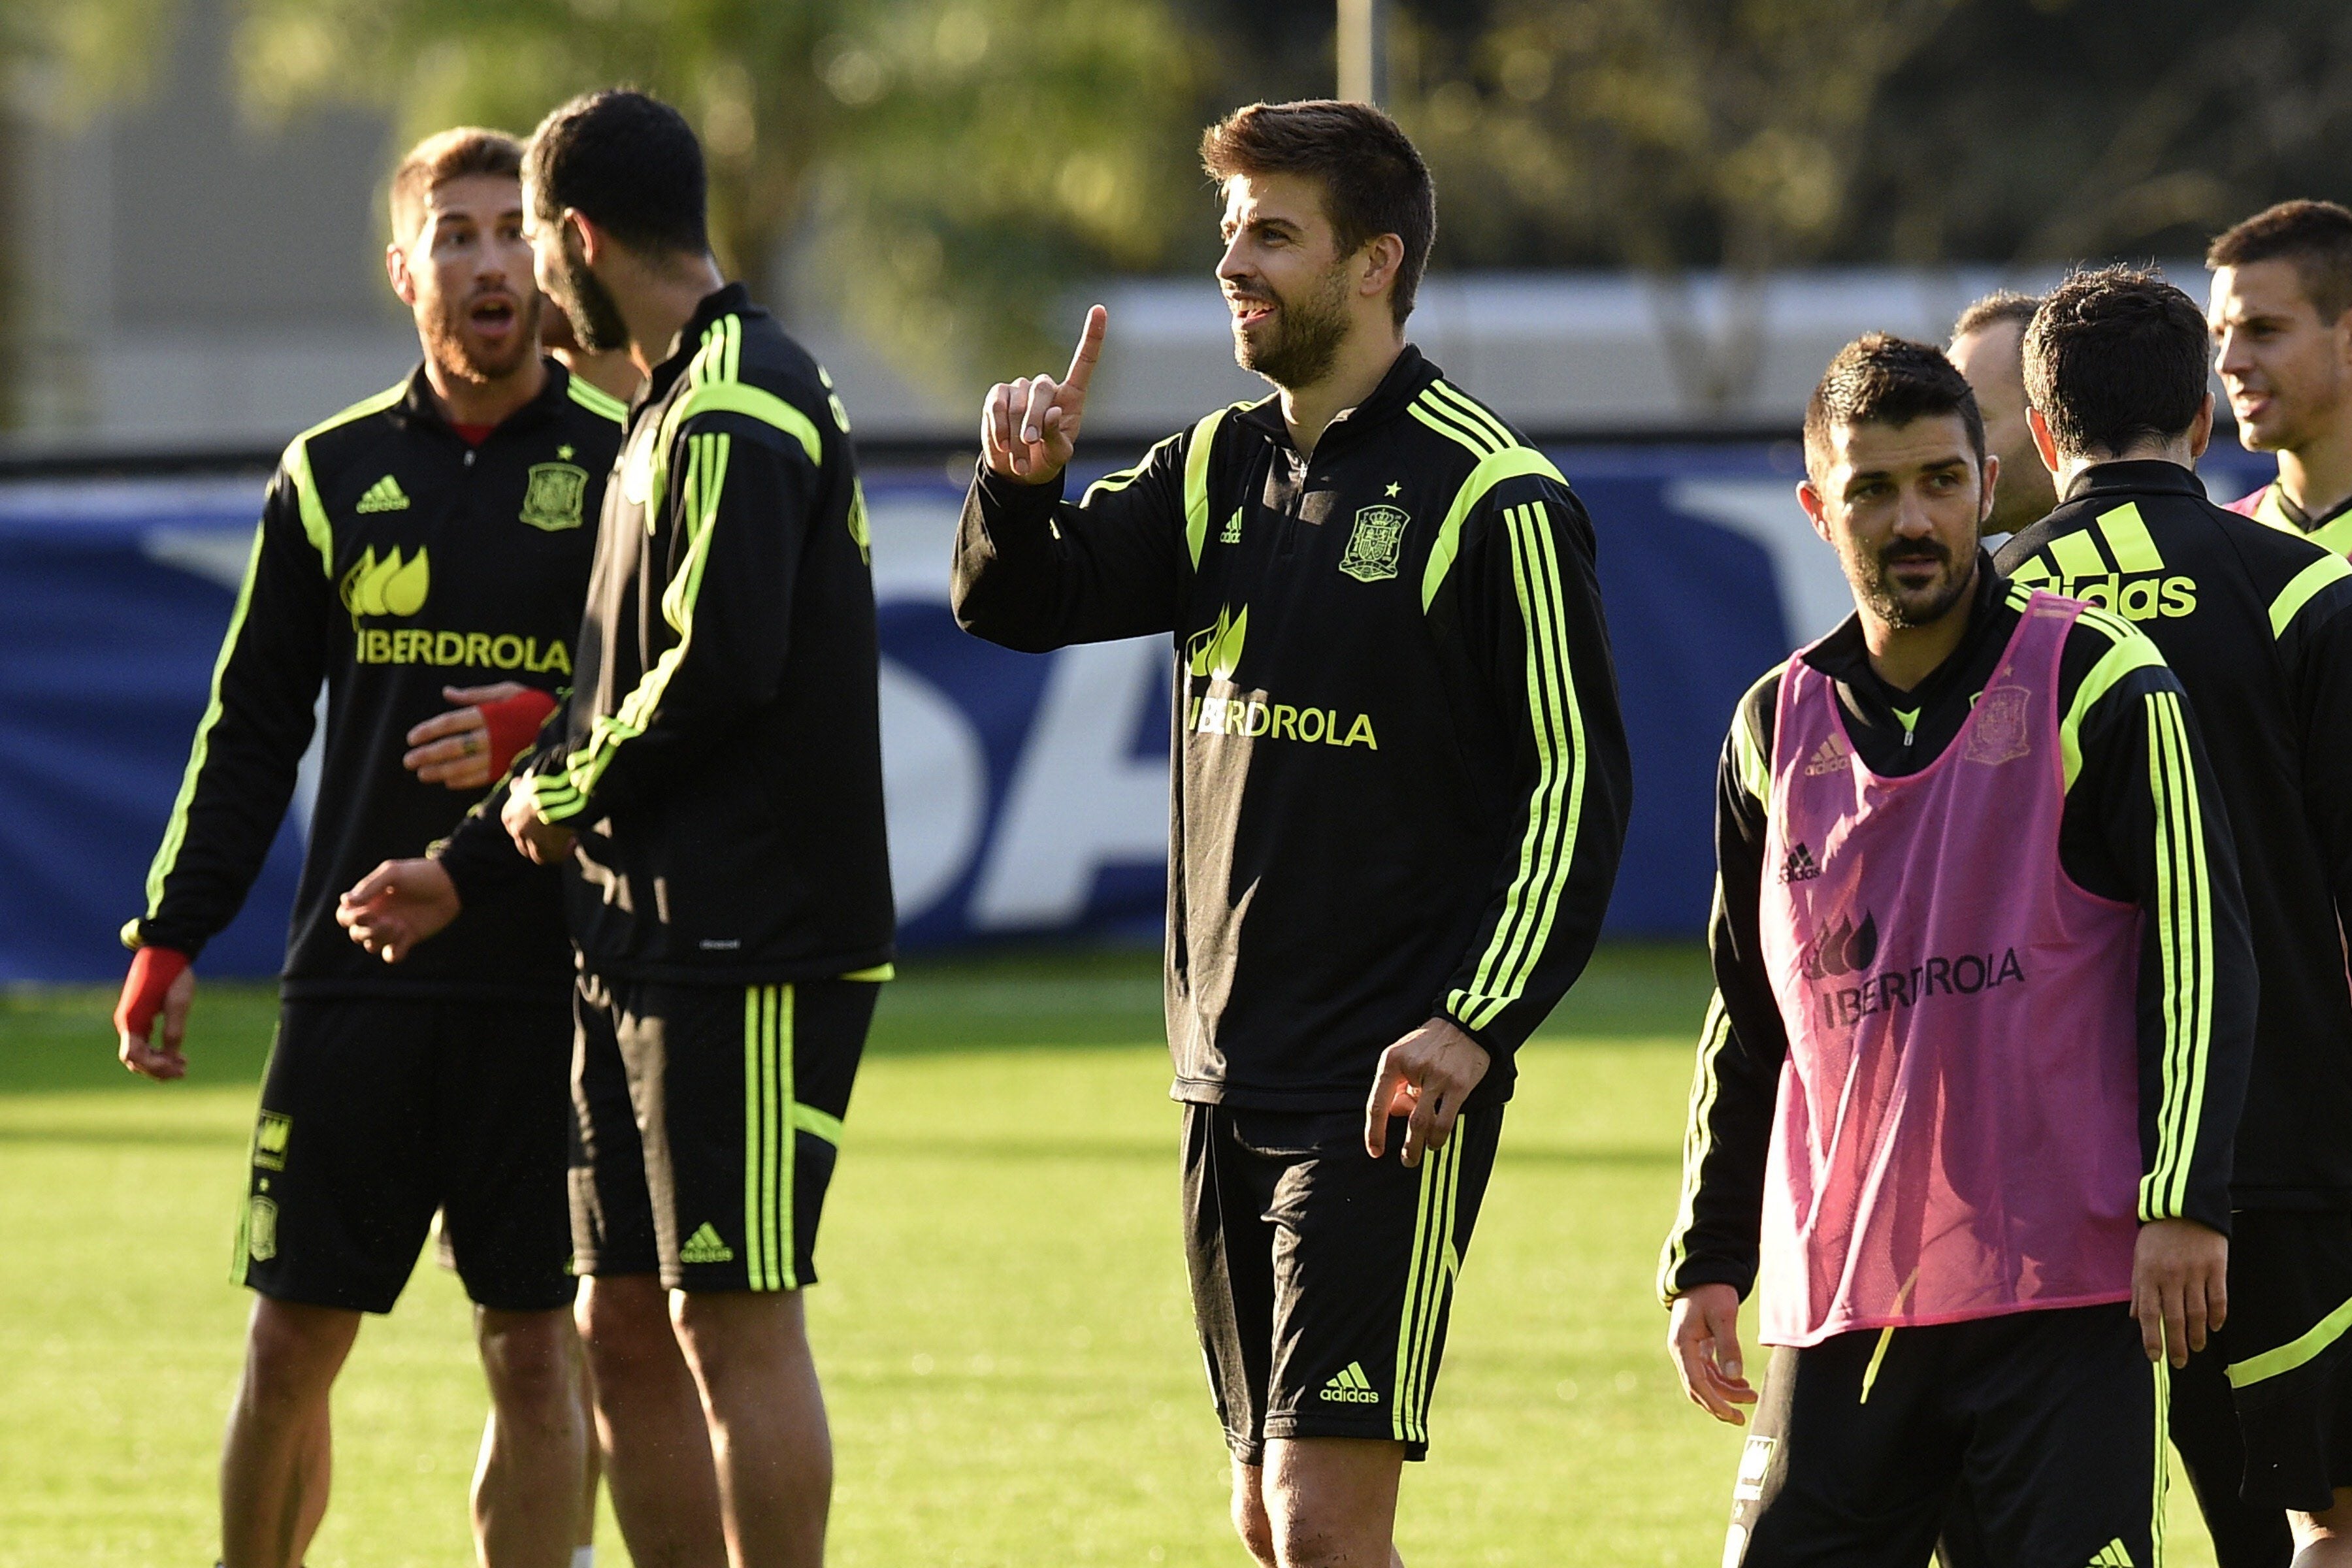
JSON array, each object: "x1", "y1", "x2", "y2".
[
  {"x1": 233, "y1": 995, "x2": 577, "y2": 1315},
  {"x1": 1181, "y1": 1103, "x2": 1502, "y2": 1465},
  {"x1": 2223, "y1": 1209, "x2": 2352, "y2": 1513},
  {"x1": 570, "y1": 973, "x2": 877, "y2": 1292},
  {"x1": 1729, "y1": 1305, "x2": 2164, "y2": 1568}
]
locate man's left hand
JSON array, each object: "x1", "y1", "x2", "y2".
[
  {"x1": 2132, "y1": 1217, "x2": 2229, "y2": 1367},
  {"x1": 500, "y1": 786, "x2": 575, "y2": 866},
  {"x1": 1364, "y1": 1017, "x2": 1490, "y2": 1167}
]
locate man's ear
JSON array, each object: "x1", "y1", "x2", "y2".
[
  {"x1": 1359, "y1": 233, "x2": 1403, "y2": 303},
  {"x1": 565, "y1": 209, "x2": 602, "y2": 269},
  {"x1": 1980, "y1": 453, "x2": 2002, "y2": 527},
  {"x1": 1797, "y1": 479, "x2": 1833, "y2": 545},
  {"x1": 385, "y1": 242, "x2": 417, "y2": 308},
  {"x1": 2027, "y1": 405, "x2": 2062, "y2": 474}
]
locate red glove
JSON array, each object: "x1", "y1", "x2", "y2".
[
  {"x1": 478, "y1": 688, "x2": 559, "y2": 780},
  {"x1": 115, "y1": 945, "x2": 191, "y2": 1042}
]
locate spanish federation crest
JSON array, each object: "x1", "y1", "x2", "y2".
[
  {"x1": 519, "y1": 461, "x2": 590, "y2": 532},
  {"x1": 1339, "y1": 504, "x2": 1409, "y2": 583},
  {"x1": 1964, "y1": 684, "x2": 2033, "y2": 766}
]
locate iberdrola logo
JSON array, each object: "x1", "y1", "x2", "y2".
[
  {"x1": 1185, "y1": 604, "x2": 1247, "y2": 682},
  {"x1": 339, "y1": 545, "x2": 430, "y2": 624}
]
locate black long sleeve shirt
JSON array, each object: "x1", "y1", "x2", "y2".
[
  {"x1": 953, "y1": 346, "x2": 1633, "y2": 1109},
  {"x1": 1659, "y1": 560, "x2": 2257, "y2": 1301},
  {"x1": 124, "y1": 362, "x2": 623, "y2": 998},
  {"x1": 438, "y1": 286, "x2": 895, "y2": 985},
  {"x1": 2002, "y1": 461, "x2": 2352, "y2": 1209}
]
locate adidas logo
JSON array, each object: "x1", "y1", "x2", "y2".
[
  {"x1": 1220, "y1": 507, "x2": 1243, "y2": 545},
  {"x1": 679, "y1": 1222, "x2": 734, "y2": 1264},
  {"x1": 1318, "y1": 1362, "x2": 1380, "y2": 1405},
  {"x1": 2088, "y1": 1541, "x2": 2135, "y2": 1567},
  {"x1": 1778, "y1": 843, "x2": 1821, "y2": 883},
  {"x1": 356, "y1": 474, "x2": 410, "y2": 513},
  {"x1": 1803, "y1": 734, "x2": 1852, "y2": 777}
]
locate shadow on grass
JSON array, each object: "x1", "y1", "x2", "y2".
[{"x1": 0, "y1": 941, "x2": 1713, "y2": 1096}]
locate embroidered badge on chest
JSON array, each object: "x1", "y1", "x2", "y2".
[
  {"x1": 1965, "y1": 685, "x2": 2033, "y2": 765},
  {"x1": 1339, "y1": 503, "x2": 1409, "y2": 583},
  {"x1": 519, "y1": 461, "x2": 590, "y2": 531}
]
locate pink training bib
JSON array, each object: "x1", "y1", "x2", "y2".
[{"x1": 1756, "y1": 593, "x2": 2142, "y2": 1347}]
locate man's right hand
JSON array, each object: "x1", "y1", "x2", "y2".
[
  {"x1": 115, "y1": 946, "x2": 195, "y2": 1081},
  {"x1": 1667, "y1": 1282, "x2": 1757, "y2": 1424},
  {"x1": 338, "y1": 858, "x2": 461, "y2": 963},
  {"x1": 981, "y1": 304, "x2": 1106, "y2": 485}
]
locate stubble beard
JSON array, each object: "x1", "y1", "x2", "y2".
[
  {"x1": 551, "y1": 231, "x2": 630, "y2": 355},
  {"x1": 422, "y1": 289, "x2": 541, "y2": 386},
  {"x1": 1233, "y1": 261, "x2": 1352, "y2": 391},
  {"x1": 1860, "y1": 542, "x2": 1974, "y2": 629}
]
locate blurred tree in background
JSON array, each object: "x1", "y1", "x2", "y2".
[{"x1": 235, "y1": 0, "x2": 1202, "y2": 389}]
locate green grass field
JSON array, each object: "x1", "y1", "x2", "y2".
[{"x1": 0, "y1": 945, "x2": 2220, "y2": 1566}]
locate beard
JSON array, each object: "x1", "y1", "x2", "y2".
[
  {"x1": 421, "y1": 287, "x2": 540, "y2": 385},
  {"x1": 1231, "y1": 260, "x2": 1353, "y2": 390},
  {"x1": 1855, "y1": 537, "x2": 1975, "y2": 629},
  {"x1": 547, "y1": 229, "x2": 630, "y2": 354}
]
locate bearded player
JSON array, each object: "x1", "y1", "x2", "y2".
[
  {"x1": 955, "y1": 100, "x2": 1630, "y2": 1566},
  {"x1": 113, "y1": 129, "x2": 623, "y2": 1568}
]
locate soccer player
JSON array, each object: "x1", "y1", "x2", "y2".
[
  {"x1": 952, "y1": 101, "x2": 1631, "y2": 1567},
  {"x1": 111, "y1": 129, "x2": 625, "y2": 1568},
  {"x1": 1659, "y1": 332, "x2": 2255, "y2": 1566},
  {"x1": 2210, "y1": 202, "x2": 2352, "y2": 553},
  {"x1": 1946, "y1": 291, "x2": 2056, "y2": 539},
  {"x1": 1999, "y1": 267, "x2": 2352, "y2": 1565},
  {"x1": 338, "y1": 89, "x2": 892, "y2": 1568}
]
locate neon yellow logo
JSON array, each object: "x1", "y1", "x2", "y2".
[
  {"x1": 519, "y1": 463, "x2": 589, "y2": 531},
  {"x1": 1318, "y1": 1362, "x2": 1380, "y2": 1404},
  {"x1": 680, "y1": 1222, "x2": 735, "y2": 1264},
  {"x1": 252, "y1": 1111, "x2": 291, "y2": 1171},
  {"x1": 247, "y1": 1196, "x2": 278, "y2": 1261},
  {"x1": 355, "y1": 474, "x2": 410, "y2": 513},
  {"x1": 339, "y1": 546, "x2": 430, "y2": 621},
  {"x1": 1185, "y1": 604, "x2": 1248, "y2": 682}
]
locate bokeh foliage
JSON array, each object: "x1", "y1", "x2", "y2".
[{"x1": 233, "y1": 0, "x2": 1204, "y2": 389}]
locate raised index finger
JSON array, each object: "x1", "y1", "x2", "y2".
[{"x1": 1062, "y1": 304, "x2": 1109, "y2": 397}]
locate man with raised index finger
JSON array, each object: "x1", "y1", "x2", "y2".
[{"x1": 953, "y1": 99, "x2": 1631, "y2": 1567}]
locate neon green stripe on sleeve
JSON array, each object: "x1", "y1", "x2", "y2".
[
  {"x1": 1182, "y1": 407, "x2": 1236, "y2": 568},
  {"x1": 2269, "y1": 552, "x2": 2352, "y2": 638},
  {"x1": 1419, "y1": 447, "x2": 1567, "y2": 612},
  {"x1": 2059, "y1": 634, "x2": 2165, "y2": 791}
]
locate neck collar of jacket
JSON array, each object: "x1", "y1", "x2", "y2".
[
  {"x1": 395, "y1": 356, "x2": 572, "y2": 442},
  {"x1": 2060, "y1": 458, "x2": 2206, "y2": 507},
  {"x1": 649, "y1": 282, "x2": 760, "y2": 396},
  {"x1": 1232, "y1": 342, "x2": 1438, "y2": 452},
  {"x1": 1803, "y1": 549, "x2": 2004, "y2": 704}
]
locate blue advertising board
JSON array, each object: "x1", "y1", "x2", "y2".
[{"x1": 0, "y1": 443, "x2": 2276, "y2": 983}]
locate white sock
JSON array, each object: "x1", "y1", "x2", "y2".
[{"x1": 571, "y1": 1548, "x2": 595, "y2": 1568}]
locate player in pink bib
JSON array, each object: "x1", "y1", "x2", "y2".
[{"x1": 1659, "y1": 335, "x2": 2256, "y2": 1567}]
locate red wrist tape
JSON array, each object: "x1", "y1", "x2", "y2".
[
  {"x1": 479, "y1": 689, "x2": 559, "y2": 779},
  {"x1": 115, "y1": 946, "x2": 189, "y2": 1039}
]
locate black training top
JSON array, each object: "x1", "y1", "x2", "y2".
[
  {"x1": 2001, "y1": 460, "x2": 2352, "y2": 1210},
  {"x1": 953, "y1": 345, "x2": 1633, "y2": 1111},
  {"x1": 439, "y1": 285, "x2": 896, "y2": 985},
  {"x1": 1658, "y1": 560, "x2": 2257, "y2": 1303},
  {"x1": 125, "y1": 360, "x2": 625, "y2": 998}
]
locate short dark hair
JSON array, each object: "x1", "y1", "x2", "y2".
[
  {"x1": 2208, "y1": 200, "x2": 2352, "y2": 324},
  {"x1": 389, "y1": 127, "x2": 523, "y2": 245},
  {"x1": 523, "y1": 90, "x2": 709, "y2": 257},
  {"x1": 1952, "y1": 290, "x2": 2042, "y2": 344},
  {"x1": 1200, "y1": 100, "x2": 1435, "y2": 326},
  {"x1": 2023, "y1": 265, "x2": 2209, "y2": 459},
  {"x1": 1803, "y1": 333, "x2": 1986, "y2": 482}
]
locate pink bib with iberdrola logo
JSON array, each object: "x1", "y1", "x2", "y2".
[{"x1": 1755, "y1": 591, "x2": 2142, "y2": 1347}]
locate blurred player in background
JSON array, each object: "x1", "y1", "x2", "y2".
[
  {"x1": 955, "y1": 100, "x2": 1630, "y2": 1567},
  {"x1": 1662, "y1": 333, "x2": 2253, "y2": 1566},
  {"x1": 2210, "y1": 202, "x2": 2352, "y2": 553},
  {"x1": 2003, "y1": 267, "x2": 2352, "y2": 1567},
  {"x1": 112, "y1": 129, "x2": 623, "y2": 1568},
  {"x1": 340, "y1": 89, "x2": 892, "y2": 1568},
  {"x1": 1946, "y1": 291, "x2": 2055, "y2": 540}
]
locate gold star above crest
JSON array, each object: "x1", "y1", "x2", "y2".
[
  {"x1": 558, "y1": 444, "x2": 576, "y2": 460},
  {"x1": 1384, "y1": 482, "x2": 1401, "y2": 497}
]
